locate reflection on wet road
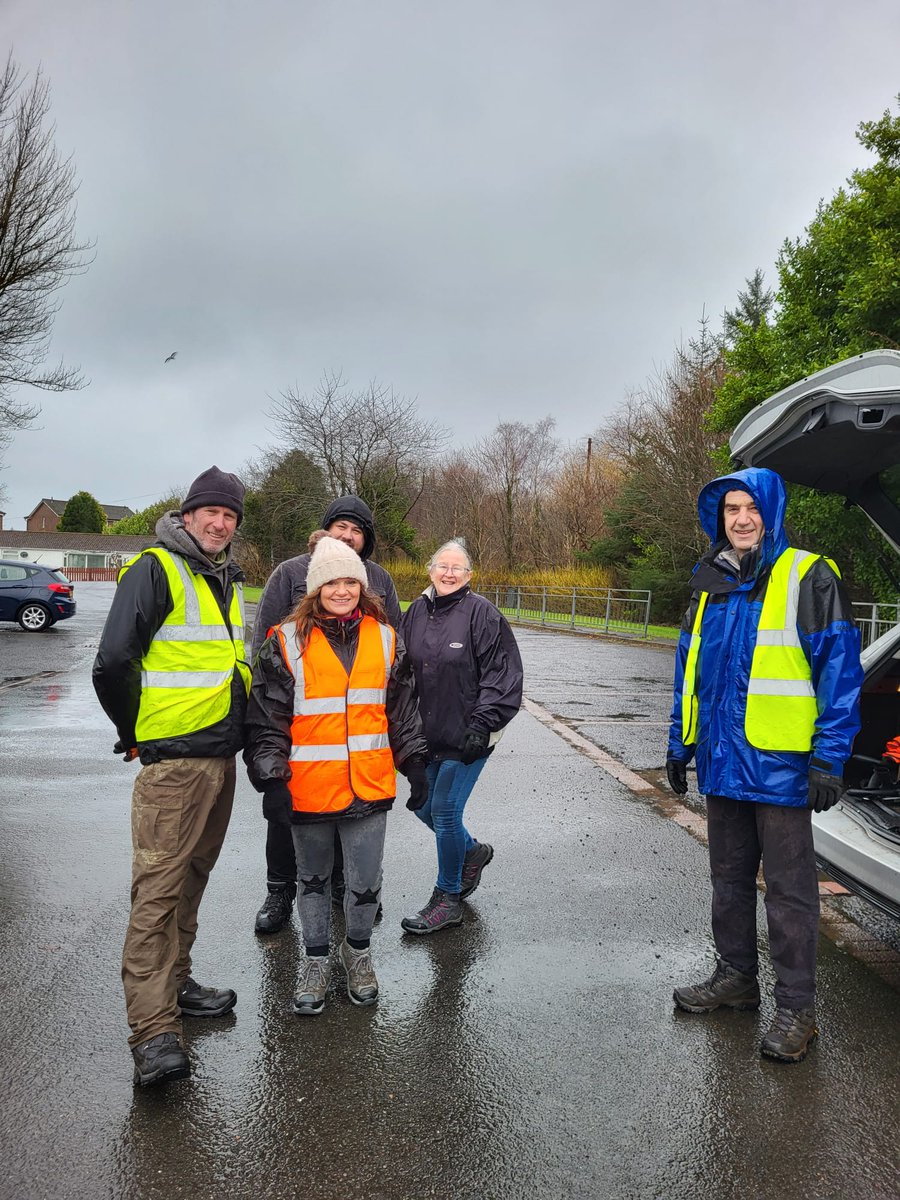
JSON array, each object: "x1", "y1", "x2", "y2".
[{"x1": 0, "y1": 589, "x2": 898, "y2": 1200}]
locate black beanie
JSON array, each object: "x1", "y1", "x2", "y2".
[{"x1": 181, "y1": 466, "x2": 245, "y2": 523}]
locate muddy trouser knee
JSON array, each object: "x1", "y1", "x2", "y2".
[{"x1": 291, "y1": 814, "x2": 386, "y2": 950}]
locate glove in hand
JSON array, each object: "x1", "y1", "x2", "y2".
[
  {"x1": 807, "y1": 763, "x2": 844, "y2": 813},
  {"x1": 113, "y1": 739, "x2": 138, "y2": 762},
  {"x1": 262, "y1": 781, "x2": 293, "y2": 825},
  {"x1": 405, "y1": 758, "x2": 430, "y2": 811},
  {"x1": 666, "y1": 758, "x2": 688, "y2": 795},
  {"x1": 460, "y1": 727, "x2": 490, "y2": 765}
]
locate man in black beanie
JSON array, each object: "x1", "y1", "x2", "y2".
[
  {"x1": 249, "y1": 495, "x2": 401, "y2": 934},
  {"x1": 93, "y1": 466, "x2": 250, "y2": 1088}
]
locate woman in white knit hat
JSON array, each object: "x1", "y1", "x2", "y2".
[{"x1": 244, "y1": 536, "x2": 429, "y2": 1013}]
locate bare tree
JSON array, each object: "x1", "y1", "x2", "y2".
[
  {"x1": 269, "y1": 372, "x2": 449, "y2": 552},
  {"x1": 0, "y1": 55, "x2": 91, "y2": 489},
  {"x1": 477, "y1": 416, "x2": 558, "y2": 569}
]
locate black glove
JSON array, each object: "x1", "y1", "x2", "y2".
[
  {"x1": 404, "y1": 758, "x2": 430, "y2": 812},
  {"x1": 807, "y1": 760, "x2": 844, "y2": 813},
  {"x1": 262, "y1": 781, "x2": 293, "y2": 825},
  {"x1": 113, "y1": 739, "x2": 138, "y2": 763},
  {"x1": 666, "y1": 758, "x2": 688, "y2": 795},
  {"x1": 460, "y1": 727, "x2": 490, "y2": 765}
]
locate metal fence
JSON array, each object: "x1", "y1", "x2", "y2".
[
  {"x1": 479, "y1": 585, "x2": 653, "y2": 637},
  {"x1": 853, "y1": 601, "x2": 900, "y2": 649}
]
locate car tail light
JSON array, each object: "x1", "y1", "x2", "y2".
[{"x1": 48, "y1": 583, "x2": 72, "y2": 597}]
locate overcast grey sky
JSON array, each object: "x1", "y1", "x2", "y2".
[{"x1": 3, "y1": 0, "x2": 900, "y2": 525}]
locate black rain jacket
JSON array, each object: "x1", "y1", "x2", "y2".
[
  {"x1": 400, "y1": 586, "x2": 523, "y2": 761},
  {"x1": 243, "y1": 614, "x2": 428, "y2": 823},
  {"x1": 92, "y1": 521, "x2": 248, "y2": 764}
]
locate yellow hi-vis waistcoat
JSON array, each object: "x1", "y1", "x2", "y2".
[
  {"x1": 275, "y1": 616, "x2": 396, "y2": 814},
  {"x1": 681, "y1": 547, "x2": 837, "y2": 753},
  {"x1": 119, "y1": 547, "x2": 250, "y2": 743}
]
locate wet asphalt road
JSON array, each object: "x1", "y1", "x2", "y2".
[{"x1": 0, "y1": 587, "x2": 898, "y2": 1200}]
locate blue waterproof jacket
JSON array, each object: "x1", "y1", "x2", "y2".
[{"x1": 667, "y1": 468, "x2": 862, "y2": 805}]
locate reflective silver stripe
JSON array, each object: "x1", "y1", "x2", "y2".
[
  {"x1": 347, "y1": 688, "x2": 386, "y2": 705},
  {"x1": 152, "y1": 626, "x2": 235, "y2": 642},
  {"x1": 289, "y1": 744, "x2": 349, "y2": 762},
  {"x1": 378, "y1": 624, "x2": 393, "y2": 688},
  {"x1": 348, "y1": 733, "x2": 390, "y2": 751},
  {"x1": 295, "y1": 697, "x2": 346, "y2": 715},
  {"x1": 746, "y1": 679, "x2": 815, "y2": 697},
  {"x1": 167, "y1": 552, "x2": 201, "y2": 624},
  {"x1": 754, "y1": 629, "x2": 802, "y2": 648},
  {"x1": 142, "y1": 669, "x2": 233, "y2": 689}
]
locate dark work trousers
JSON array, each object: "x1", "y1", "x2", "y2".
[
  {"x1": 266, "y1": 818, "x2": 343, "y2": 889},
  {"x1": 706, "y1": 795, "x2": 820, "y2": 1010}
]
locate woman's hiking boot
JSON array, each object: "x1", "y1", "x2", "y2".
[
  {"x1": 400, "y1": 888, "x2": 463, "y2": 935},
  {"x1": 292, "y1": 955, "x2": 331, "y2": 1015},
  {"x1": 339, "y1": 941, "x2": 379, "y2": 1006},
  {"x1": 673, "y1": 959, "x2": 760, "y2": 1013},
  {"x1": 760, "y1": 1006, "x2": 818, "y2": 1062},
  {"x1": 459, "y1": 842, "x2": 494, "y2": 900}
]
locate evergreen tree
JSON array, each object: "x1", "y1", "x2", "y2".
[{"x1": 59, "y1": 490, "x2": 105, "y2": 533}]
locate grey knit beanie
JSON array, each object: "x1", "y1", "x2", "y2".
[{"x1": 305, "y1": 536, "x2": 368, "y2": 596}]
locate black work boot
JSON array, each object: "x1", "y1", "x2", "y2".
[
  {"x1": 254, "y1": 882, "x2": 296, "y2": 935},
  {"x1": 760, "y1": 1006, "x2": 818, "y2": 1063},
  {"x1": 401, "y1": 888, "x2": 464, "y2": 935},
  {"x1": 177, "y1": 976, "x2": 237, "y2": 1018},
  {"x1": 673, "y1": 959, "x2": 761, "y2": 1013},
  {"x1": 132, "y1": 1032, "x2": 190, "y2": 1087}
]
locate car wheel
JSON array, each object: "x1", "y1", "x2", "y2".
[{"x1": 18, "y1": 602, "x2": 52, "y2": 632}]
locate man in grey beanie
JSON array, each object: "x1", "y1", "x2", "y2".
[
  {"x1": 250, "y1": 495, "x2": 401, "y2": 934},
  {"x1": 93, "y1": 466, "x2": 250, "y2": 1088}
]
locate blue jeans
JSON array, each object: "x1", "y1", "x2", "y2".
[{"x1": 414, "y1": 758, "x2": 487, "y2": 894}]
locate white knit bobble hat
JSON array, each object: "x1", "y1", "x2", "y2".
[{"x1": 306, "y1": 535, "x2": 368, "y2": 596}]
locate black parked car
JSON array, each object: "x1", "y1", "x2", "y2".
[{"x1": 0, "y1": 559, "x2": 76, "y2": 631}]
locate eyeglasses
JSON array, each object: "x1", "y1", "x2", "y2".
[{"x1": 432, "y1": 564, "x2": 470, "y2": 575}]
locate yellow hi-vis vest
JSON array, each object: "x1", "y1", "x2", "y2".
[
  {"x1": 119, "y1": 547, "x2": 251, "y2": 743},
  {"x1": 275, "y1": 616, "x2": 396, "y2": 814},
  {"x1": 681, "y1": 547, "x2": 837, "y2": 753}
]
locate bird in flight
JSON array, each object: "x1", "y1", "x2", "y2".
[{"x1": 164, "y1": 351, "x2": 178, "y2": 363}]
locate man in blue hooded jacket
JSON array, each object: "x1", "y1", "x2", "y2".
[{"x1": 666, "y1": 467, "x2": 862, "y2": 1062}]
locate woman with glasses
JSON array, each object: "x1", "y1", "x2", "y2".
[{"x1": 399, "y1": 541, "x2": 523, "y2": 934}]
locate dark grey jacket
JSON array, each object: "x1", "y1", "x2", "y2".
[
  {"x1": 400, "y1": 586, "x2": 523, "y2": 761},
  {"x1": 251, "y1": 554, "x2": 401, "y2": 657},
  {"x1": 244, "y1": 614, "x2": 427, "y2": 822}
]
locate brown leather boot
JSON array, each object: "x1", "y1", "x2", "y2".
[
  {"x1": 673, "y1": 959, "x2": 761, "y2": 1013},
  {"x1": 760, "y1": 1007, "x2": 818, "y2": 1062}
]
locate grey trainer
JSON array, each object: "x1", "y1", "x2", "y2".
[
  {"x1": 401, "y1": 887, "x2": 464, "y2": 935},
  {"x1": 761, "y1": 1006, "x2": 818, "y2": 1062},
  {"x1": 673, "y1": 959, "x2": 761, "y2": 1013},
  {"x1": 339, "y1": 940, "x2": 379, "y2": 1006},
  {"x1": 292, "y1": 954, "x2": 331, "y2": 1015}
]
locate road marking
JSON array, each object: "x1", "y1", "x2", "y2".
[{"x1": 522, "y1": 697, "x2": 657, "y2": 793}]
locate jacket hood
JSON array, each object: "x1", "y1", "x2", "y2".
[
  {"x1": 697, "y1": 467, "x2": 788, "y2": 571},
  {"x1": 321, "y1": 495, "x2": 376, "y2": 560}
]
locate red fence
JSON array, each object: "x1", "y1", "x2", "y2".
[{"x1": 63, "y1": 567, "x2": 119, "y2": 582}]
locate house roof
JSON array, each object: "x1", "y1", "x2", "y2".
[
  {"x1": 0, "y1": 531, "x2": 156, "y2": 552},
  {"x1": 24, "y1": 498, "x2": 136, "y2": 521}
]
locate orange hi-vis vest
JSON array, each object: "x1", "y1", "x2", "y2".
[{"x1": 275, "y1": 615, "x2": 396, "y2": 814}]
